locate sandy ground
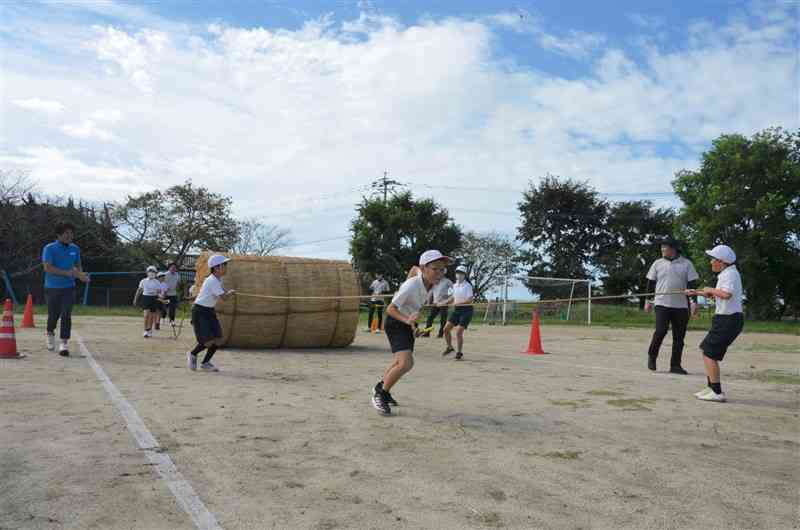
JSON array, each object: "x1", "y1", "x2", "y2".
[{"x1": 1, "y1": 315, "x2": 798, "y2": 530}]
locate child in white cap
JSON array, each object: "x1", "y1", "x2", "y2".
[
  {"x1": 371, "y1": 250, "x2": 452, "y2": 416},
  {"x1": 686, "y1": 245, "x2": 744, "y2": 402},
  {"x1": 133, "y1": 265, "x2": 161, "y2": 338},
  {"x1": 442, "y1": 265, "x2": 474, "y2": 360},
  {"x1": 187, "y1": 255, "x2": 236, "y2": 372}
]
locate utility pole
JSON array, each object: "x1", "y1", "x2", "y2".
[{"x1": 371, "y1": 170, "x2": 404, "y2": 204}]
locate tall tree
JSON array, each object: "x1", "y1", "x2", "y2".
[
  {"x1": 232, "y1": 218, "x2": 292, "y2": 256},
  {"x1": 455, "y1": 231, "x2": 520, "y2": 301},
  {"x1": 595, "y1": 201, "x2": 675, "y2": 304},
  {"x1": 350, "y1": 191, "x2": 462, "y2": 287},
  {"x1": 113, "y1": 180, "x2": 240, "y2": 268},
  {"x1": 517, "y1": 175, "x2": 607, "y2": 298},
  {"x1": 673, "y1": 127, "x2": 800, "y2": 320}
]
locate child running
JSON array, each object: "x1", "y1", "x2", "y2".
[
  {"x1": 442, "y1": 265, "x2": 474, "y2": 360},
  {"x1": 371, "y1": 250, "x2": 451, "y2": 416},
  {"x1": 187, "y1": 254, "x2": 236, "y2": 372},
  {"x1": 133, "y1": 266, "x2": 161, "y2": 338},
  {"x1": 686, "y1": 245, "x2": 744, "y2": 403}
]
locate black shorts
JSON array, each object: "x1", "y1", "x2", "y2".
[
  {"x1": 700, "y1": 313, "x2": 744, "y2": 361},
  {"x1": 141, "y1": 295, "x2": 159, "y2": 312},
  {"x1": 192, "y1": 305, "x2": 223, "y2": 344},
  {"x1": 448, "y1": 306, "x2": 474, "y2": 329},
  {"x1": 384, "y1": 315, "x2": 415, "y2": 353}
]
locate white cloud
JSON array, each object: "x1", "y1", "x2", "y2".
[
  {"x1": 0, "y1": 5, "x2": 796, "y2": 259},
  {"x1": 12, "y1": 97, "x2": 65, "y2": 113}
]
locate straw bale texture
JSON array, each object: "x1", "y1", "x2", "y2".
[{"x1": 193, "y1": 252, "x2": 360, "y2": 348}]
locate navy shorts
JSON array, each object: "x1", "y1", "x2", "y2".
[
  {"x1": 700, "y1": 313, "x2": 744, "y2": 361},
  {"x1": 192, "y1": 305, "x2": 223, "y2": 344},
  {"x1": 384, "y1": 315, "x2": 415, "y2": 353},
  {"x1": 448, "y1": 306, "x2": 474, "y2": 329},
  {"x1": 141, "y1": 295, "x2": 159, "y2": 312}
]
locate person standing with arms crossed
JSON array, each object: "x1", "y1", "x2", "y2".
[
  {"x1": 366, "y1": 273, "x2": 390, "y2": 333},
  {"x1": 41, "y1": 222, "x2": 89, "y2": 356},
  {"x1": 644, "y1": 238, "x2": 700, "y2": 374}
]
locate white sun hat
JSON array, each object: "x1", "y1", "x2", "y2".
[
  {"x1": 455, "y1": 265, "x2": 468, "y2": 274},
  {"x1": 146, "y1": 265, "x2": 157, "y2": 273},
  {"x1": 208, "y1": 254, "x2": 231, "y2": 269},
  {"x1": 419, "y1": 250, "x2": 453, "y2": 266},
  {"x1": 705, "y1": 245, "x2": 736, "y2": 265}
]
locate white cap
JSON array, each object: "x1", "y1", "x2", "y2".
[
  {"x1": 208, "y1": 254, "x2": 231, "y2": 269},
  {"x1": 419, "y1": 250, "x2": 452, "y2": 267},
  {"x1": 455, "y1": 265, "x2": 468, "y2": 274},
  {"x1": 146, "y1": 265, "x2": 157, "y2": 273},
  {"x1": 705, "y1": 245, "x2": 736, "y2": 264},
  {"x1": 156, "y1": 271, "x2": 166, "y2": 277}
]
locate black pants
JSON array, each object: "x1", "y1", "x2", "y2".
[
  {"x1": 425, "y1": 306, "x2": 449, "y2": 336},
  {"x1": 648, "y1": 306, "x2": 690, "y2": 368},
  {"x1": 166, "y1": 295, "x2": 178, "y2": 321},
  {"x1": 368, "y1": 301, "x2": 384, "y2": 329},
  {"x1": 46, "y1": 287, "x2": 74, "y2": 340}
]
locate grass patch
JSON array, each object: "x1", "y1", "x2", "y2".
[
  {"x1": 16, "y1": 304, "x2": 146, "y2": 318},
  {"x1": 755, "y1": 370, "x2": 800, "y2": 385},
  {"x1": 548, "y1": 399, "x2": 590, "y2": 409},
  {"x1": 607, "y1": 398, "x2": 659, "y2": 411},
  {"x1": 542, "y1": 451, "x2": 581, "y2": 460},
  {"x1": 586, "y1": 389, "x2": 625, "y2": 397}
]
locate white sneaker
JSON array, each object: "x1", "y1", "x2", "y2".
[
  {"x1": 694, "y1": 388, "x2": 713, "y2": 398},
  {"x1": 143, "y1": 330, "x2": 151, "y2": 338},
  {"x1": 187, "y1": 352, "x2": 197, "y2": 371},
  {"x1": 697, "y1": 391, "x2": 726, "y2": 402},
  {"x1": 201, "y1": 362, "x2": 219, "y2": 372},
  {"x1": 46, "y1": 334, "x2": 55, "y2": 351},
  {"x1": 58, "y1": 342, "x2": 69, "y2": 357}
]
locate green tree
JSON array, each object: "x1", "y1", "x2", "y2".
[
  {"x1": 455, "y1": 231, "x2": 520, "y2": 302},
  {"x1": 595, "y1": 201, "x2": 675, "y2": 304},
  {"x1": 349, "y1": 191, "x2": 462, "y2": 287},
  {"x1": 113, "y1": 180, "x2": 240, "y2": 268},
  {"x1": 517, "y1": 175, "x2": 607, "y2": 298},
  {"x1": 673, "y1": 127, "x2": 800, "y2": 320}
]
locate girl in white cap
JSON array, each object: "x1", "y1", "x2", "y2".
[
  {"x1": 133, "y1": 265, "x2": 161, "y2": 338},
  {"x1": 371, "y1": 250, "x2": 452, "y2": 416},
  {"x1": 442, "y1": 265, "x2": 474, "y2": 360},
  {"x1": 187, "y1": 255, "x2": 236, "y2": 372},
  {"x1": 686, "y1": 245, "x2": 744, "y2": 402}
]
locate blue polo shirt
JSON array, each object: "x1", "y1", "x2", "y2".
[{"x1": 42, "y1": 241, "x2": 81, "y2": 289}]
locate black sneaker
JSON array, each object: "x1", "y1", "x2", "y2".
[
  {"x1": 455, "y1": 352, "x2": 463, "y2": 361},
  {"x1": 670, "y1": 366, "x2": 689, "y2": 375},
  {"x1": 648, "y1": 357, "x2": 656, "y2": 371},
  {"x1": 59, "y1": 349, "x2": 70, "y2": 357},
  {"x1": 385, "y1": 391, "x2": 398, "y2": 407},
  {"x1": 371, "y1": 383, "x2": 391, "y2": 416},
  {"x1": 442, "y1": 347, "x2": 454, "y2": 357}
]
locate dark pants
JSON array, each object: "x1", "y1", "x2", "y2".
[
  {"x1": 46, "y1": 287, "x2": 74, "y2": 340},
  {"x1": 368, "y1": 301, "x2": 384, "y2": 329},
  {"x1": 426, "y1": 306, "x2": 449, "y2": 336},
  {"x1": 648, "y1": 306, "x2": 690, "y2": 368},
  {"x1": 165, "y1": 295, "x2": 178, "y2": 320}
]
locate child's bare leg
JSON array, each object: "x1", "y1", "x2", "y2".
[
  {"x1": 456, "y1": 327, "x2": 465, "y2": 352},
  {"x1": 444, "y1": 322, "x2": 454, "y2": 348},
  {"x1": 703, "y1": 355, "x2": 720, "y2": 382},
  {"x1": 383, "y1": 351, "x2": 413, "y2": 391}
]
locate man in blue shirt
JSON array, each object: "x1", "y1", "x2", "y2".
[{"x1": 42, "y1": 222, "x2": 89, "y2": 356}]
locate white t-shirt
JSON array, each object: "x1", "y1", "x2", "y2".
[
  {"x1": 452, "y1": 280, "x2": 474, "y2": 305},
  {"x1": 714, "y1": 265, "x2": 743, "y2": 315},
  {"x1": 369, "y1": 279, "x2": 390, "y2": 302},
  {"x1": 430, "y1": 277, "x2": 453, "y2": 305},
  {"x1": 195, "y1": 275, "x2": 226, "y2": 308},
  {"x1": 390, "y1": 274, "x2": 431, "y2": 319},
  {"x1": 646, "y1": 256, "x2": 699, "y2": 308},
  {"x1": 139, "y1": 277, "x2": 161, "y2": 296}
]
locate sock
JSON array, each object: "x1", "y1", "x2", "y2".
[
  {"x1": 202, "y1": 345, "x2": 218, "y2": 364},
  {"x1": 707, "y1": 377, "x2": 712, "y2": 388},
  {"x1": 710, "y1": 382, "x2": 722, "y2": 394},
  {"x1": 190, "y1": 344, "x2": 204, "y2": 356}
]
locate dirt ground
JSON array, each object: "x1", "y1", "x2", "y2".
[{"x1": 1, "y1": 315, "x2": 798, "y2": 530}]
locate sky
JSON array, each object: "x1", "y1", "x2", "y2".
[{"x1": 1, "y1": 0, "x2": 798, "y2": 285}]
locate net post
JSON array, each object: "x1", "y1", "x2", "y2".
[{"x1": 587, "y1": 279, "x2": 592, "y2": 326}]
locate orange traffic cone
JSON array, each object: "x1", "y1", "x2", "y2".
[
  {"x1": 0, "y1": 298, "x2": 24, "y2": 358},
  {"x1": 522, "y1": 310, "x2": 545, "y2": 355},
  {"x1": 21, "y1": 294, "x2": 35, "y2": 328},
  {"x1": 370, "y1": 316, "x2": 379, "y2": 333}
]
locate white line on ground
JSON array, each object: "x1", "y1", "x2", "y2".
[{"x1": 77, "y1": 335, "x2": 223, "y2": 530}]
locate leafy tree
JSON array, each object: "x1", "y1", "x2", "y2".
[
  {"x1": 455, "y1": 231, "x2": 520, "y2": 301},
  {"x1": 595, "y1": 201, "x2": 675, "y2": 304},
  {"x1": 350, "y1": 191, "x2": 462, "y2": 287},
  {"x1": 517, "y1": 175, "x2": 607, "y2": 298},
  {"x1": 231, "y1": 218, "x2": 292, "y2": 256},
  {"x1": 673, "y1": 127, "x2": 800, "y2": 320},
  {"x1": 113, "y1": 180, "x2": 239, "y2": 268}
]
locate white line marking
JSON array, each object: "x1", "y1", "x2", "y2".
[{"x1": 77, "y1": 336, "x2": 222, "y2": 530}]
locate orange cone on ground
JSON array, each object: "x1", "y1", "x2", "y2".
[
  {"x1": 0, "y1": 298, "x2": 24, "y2": 359},
  {"x1": 21, "y1": 294, "x2": 35, "y2": 328},
  {"x1": 370, "y1": 316, "x2": 379, "y2": 333},
  {"x1": 522, "y1": 310, "x2": 545, "y2": 355}
]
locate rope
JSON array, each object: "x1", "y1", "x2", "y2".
[{"x1": 233, "y1": 289, "x2": 692, "y2": 309}]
